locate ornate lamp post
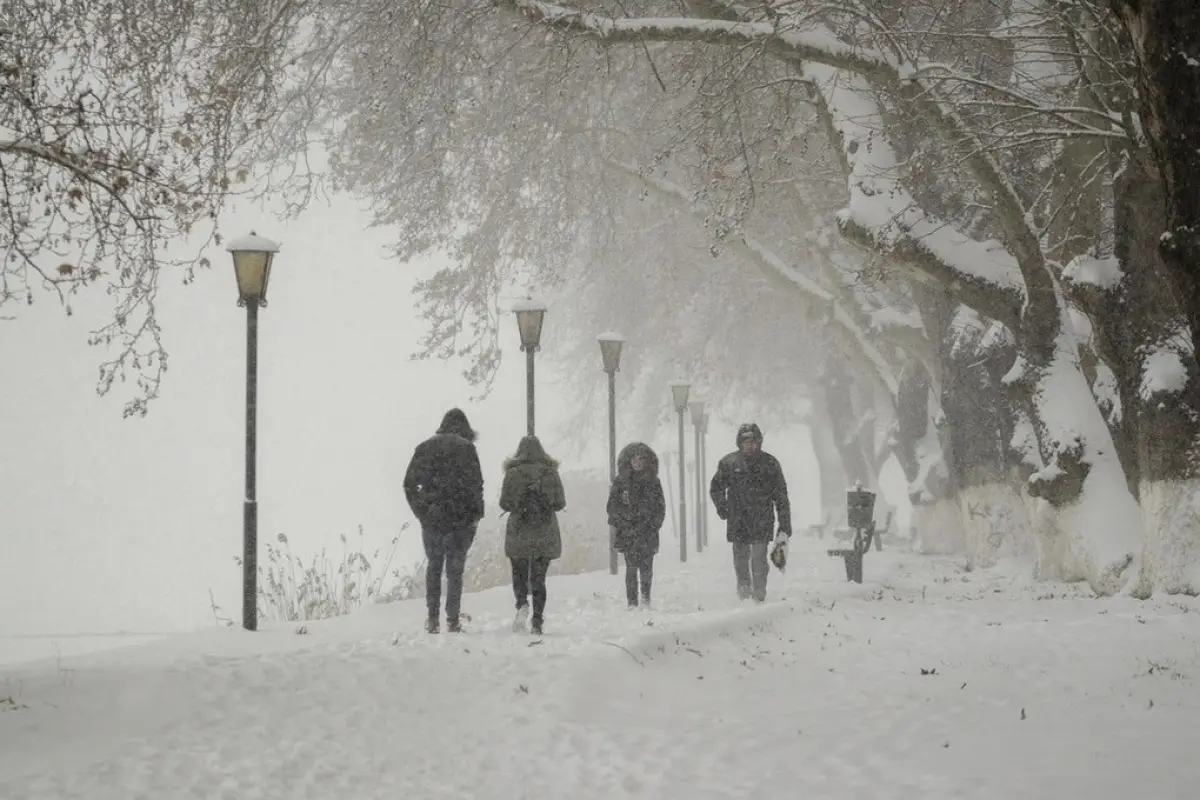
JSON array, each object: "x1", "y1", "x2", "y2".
[
  {"x1": 226, "y1": 231, "x2": 280, "y2": 632},
  {"x1": 669, "y1": 379, "x2": 691, "y2": 562},
  {"x1": 598, "y1": 331, "x2": 626, "y2": 575},
  {"x1": 513, "y1": 296, "x2": 547, "y2": 436}
]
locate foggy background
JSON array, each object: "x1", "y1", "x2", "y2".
[{"x1": 2, "y1": 192, "x2": 907, "y2": 647}]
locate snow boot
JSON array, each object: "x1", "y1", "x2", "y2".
[
  {"x1": 512, "y1": 605, "x2": 530, "y2": 633},
  {"x1": 447, "y1": 616, "x2": 463, "y2": 633},
  {"x1": 425, "y1": 615, "x2": 440, "y2": 634},
  {"x1": 530, "y1": 618, "x2": 543, "y2": 636}
]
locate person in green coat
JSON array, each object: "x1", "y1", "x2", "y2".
[{"x1": 499, "y1": 435, "x2": 566, "y2": 635}]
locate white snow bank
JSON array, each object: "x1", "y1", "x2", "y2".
[
  {"x1": 2, "y1": 539, "x2": 1197, "y2": 798},
  {"x1": 0, "y1": 633, "x2": 167, "y2": 668}
]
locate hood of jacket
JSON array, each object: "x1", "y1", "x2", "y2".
[
  {"x1": 503, "y1": 435, "x2": 558, "y2": 470},
  {"x1": 736, "y1": 422, "x2": 764, "y2": 446},
  {"x1": 617, "y1": 442, "x2": 660, "y2": 479},
  {"x1": 436, "y1": 408, "x2": 477, "y2": 442}
]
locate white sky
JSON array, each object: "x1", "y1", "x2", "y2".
[{"x1": 1, "y1": 192, "x2": 905, "y2": 637}]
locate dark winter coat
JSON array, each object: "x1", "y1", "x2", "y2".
[
  {"x1": 499, "y1": 436, "x2": 567, "y2": 560},
  {"x1": 606, "y1": 442, "x2": 666, "y2": 558},
  {"x1": 709, "y1": 450, "x2": 792, "y2": 544},
  {"x1": 403, "y1": 409, "x2": 485, "y2": 531}
]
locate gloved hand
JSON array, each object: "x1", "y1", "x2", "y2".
[{"x1": 717, "y1": 506, "x2": 728, "y2": 521}]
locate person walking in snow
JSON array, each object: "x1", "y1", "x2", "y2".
[
  {"x1": 499, "y1": 435, "x2": 566, "y2": 636},
  {"x1": 607, "y1": 442, "x2": 666, "y2": 609},
  {"x1": 404, "y1": 408, "x2": 486, "y2": 634},
  {"x1": 709, "y1": 422, "x2": 793, "y2": 603}
]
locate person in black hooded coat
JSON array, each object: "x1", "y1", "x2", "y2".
[
  {"x1": 403, "y1": 408, "x2": 485, "y2": 634},
  {"x1": 607, "y1": 442, "x2": 666, "y2": 608}
]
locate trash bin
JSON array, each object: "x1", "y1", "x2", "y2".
[{"x1": 846, "y1": 487, "x2": 876, "y2": 531}]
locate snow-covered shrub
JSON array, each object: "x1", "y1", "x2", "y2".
[{"x1": 253, "y1": 524, "x2": 403, "y2": 622}]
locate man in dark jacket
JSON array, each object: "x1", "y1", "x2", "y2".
[
  {"x1": 709, "y1": 422, "x2": 792, "y2": 602},
  {"x1": 404, "y1": 408, "x2": 485, "y2": 633}
]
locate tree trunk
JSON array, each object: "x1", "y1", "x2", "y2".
[
  {"x1": 891, "y1": 362, "x2": 925, "y2": 490},
  {"x1": 820, "y1": 358, "x2": 874, "y2": 490},
  {"x1": 1093, "y1": 149, "x2": 1200, "y2": 596},
  {"x1": 1003, "y1": 337, "x2": 1142, "y2": 594},
  {"x1": 807, "y1": 394, "x2": 850, "y2": 535},
  {"x1": 1112, "y1": 0, "x2": 1200, "y2": 369},
  {"x1": 905, "y1": 377, "x2": 965, "y2": 556},
  {"x1": 819, "y1": 359, "x2": 902, "y2": 537},
  {"x1": 941, "y1": 325, "x2": 1031, "y2": 569}
]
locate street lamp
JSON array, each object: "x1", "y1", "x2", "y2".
[
  {"x1": 689, "y1": 399, "x2": 706, "y2": 554},
  {"x1": 513, "y1": 296, "x2": 547, "y2": 436},
  {"x1": 669, "y1": 379, "x2": 691, "y2": 562},
  {"x1": 598, "y1": 331, "x2": 626, "y2": 576},
  {"x1": 226, "y1": 231, "x2": 280, "y2": 632},
  {"x1": 699, "y1": 409, "x2": 711, "y2": 547}
]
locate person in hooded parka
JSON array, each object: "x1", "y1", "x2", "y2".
[
  {"x1": 403, "y1": 408, "x2": 485, "y2": 634},
  {"x1": 499, "y1": 435, "x2": 566, "y2": 636},
  {"x1": 606, "y1": 442, "x2": 666, "y2": 609},
  {"x1": 709, "y1": 422, "x2": 793, "y2": 603}
]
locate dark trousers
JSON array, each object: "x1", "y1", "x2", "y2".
[
  {"x1": 423, "y1": 526, "x2": 474, "y2": 620},
  {"x1": 624, "y1": 552, "x2": 654, "y2": 606},
  {"x1": 732, "y1": 541, "x2": 770, "y2": 601},
  {"x1": 511, "y1": 557, "x2": 551, "y2": 619}
]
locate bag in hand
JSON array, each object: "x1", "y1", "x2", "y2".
[{"x1": 770, "y1": 540, "x2": 788, "y2": 572}]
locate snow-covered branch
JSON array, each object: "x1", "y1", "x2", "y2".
[
  {"x1": 500, "y1": 0, "x2": 1053, "y2": 331},
  {"x1": 607, "y1": 158, "x2": 899, "y2": 396},
  {"x1": 503, "y1": 0, "x2": 889, "y2": 71},
  {"x1": 800, "y1": 66, "x2": 1026, "y2": 331},
  {"x1": 0, "y1": 138, "x2": 156, "y2": 229}
]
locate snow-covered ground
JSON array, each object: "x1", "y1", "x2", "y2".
[
  {"x1": 0, "y1": 633, "x2": 169, "y2": 667},
  {"x1": 2, "y1": 536, "x2": 1198, "y2": 799}
]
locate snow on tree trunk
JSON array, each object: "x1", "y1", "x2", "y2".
[
  {"x1": 1067, "y1": 148, "x2": 1200, "y2": 596},
  {"x1": 1003, "y1": 325, "x2": 1143, "y2": 594},
  {"x1": 1129, "y1": 347, "x2": 1200, "y2": 595},
  {"x1": 1130, "y1": 317, "x2": 1200, "y2": 597}
]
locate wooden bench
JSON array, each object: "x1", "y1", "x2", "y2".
[{"x1": 827, "y1": 522, "x2": 876, "y2": 584}]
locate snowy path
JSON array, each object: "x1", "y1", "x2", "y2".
[{"x1": 2, "y1": 539, "x2": 1199, "y2": 799}]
